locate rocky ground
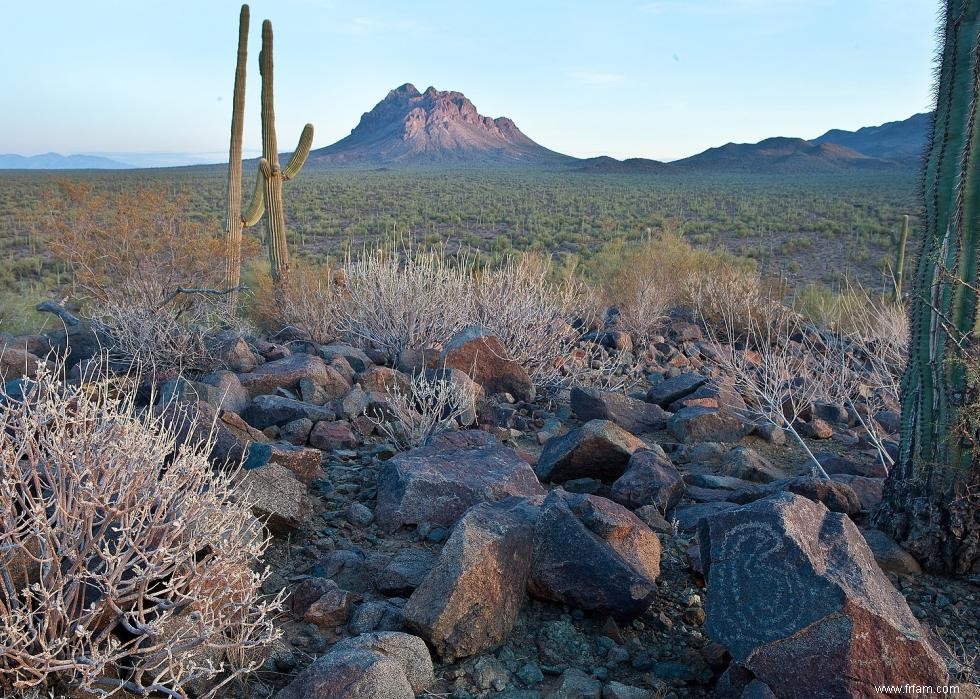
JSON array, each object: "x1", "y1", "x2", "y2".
[{"x1": 2, "y1": 314, "x2": 978, "y2": 699}]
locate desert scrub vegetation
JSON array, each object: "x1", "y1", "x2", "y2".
[
  {"x1": 41, "y1": 182, "x2": 261, "y2": 372},
  {"x1": 0, "y1": 367, "x2": 281, "y2": 697},
  {"x1": 368, "y1": 369, "x2": 478, "y2": 450}
]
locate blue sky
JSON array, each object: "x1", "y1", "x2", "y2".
[{"x1": 1, "y1": 0, "x2": 938, "y2": 164}]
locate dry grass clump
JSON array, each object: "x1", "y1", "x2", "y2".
[
  {"x1": 0, "y1": 367, "x2": 280, "y2": 697},
  {"x1": 370, "y1": 370, "x2": 477, "y2": 450},
  {"x1": 594, "y1": 229, "x2": 763, "y2": 340}
]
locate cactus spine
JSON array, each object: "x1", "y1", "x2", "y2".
[
  {"x1": 892, "y1": 213, "x2": 909, "y2": 300},
  {"x1": 224, "y1": 4, "x2": 250, "y2": 304},
  {"x1": 247, "y1": 19, "x2": 314, "y2": 301},
  {"x1": 874, "y1": 0, "x2": 980, "y2": 573}
]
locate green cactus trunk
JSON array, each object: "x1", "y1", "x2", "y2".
[
  {"x1": 247, "y1": 19, "x2": 313, "y2": 304},
  {"x1": 224, "y1": 4, "x2": 249, "y2": 307},
  {"x1": 892, "y1": 214, "x2": 909, "y2": 301},
  {"x1": 874, "y1": 0, "x2": 980, "y2": 574}
]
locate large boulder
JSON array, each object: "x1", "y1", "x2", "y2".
[
  {"x1": 699, "y1": 493, "x2": 948, "y2": 696},
  {"x1": 276, "y1": 632, "x2": 434, "y2": 699},
  {"x1": 234, "y1": 462, "x2": 311, "y2": 534},
  {"x1": 238, "y1": 353, "x2": 348, "y2": 398},
  {"x1": 610, "y1": 449, "x2": 685, "y2": 512},
  {"x1": 403, "y1": 500, "x2": 534, "y2": 660},
  {"x1": 441, "y1": 326, "x2": 535, "y2": 403},
  {"x1": 570, "y1": 386, "x2": 670, "y2": 434},
  {"x1": 375, "y1": 430, "x2": 545, "y2": 532},
  {"x1": 535, "y1": 420, "x2": 646, "y2": 484},
  {"x1": 528, "y1": 490, "x2": 661, "y2": 620}
]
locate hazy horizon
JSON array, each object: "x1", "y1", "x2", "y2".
[{"x1": 2, "y1": 1, "x2": 938, "y2": 165}]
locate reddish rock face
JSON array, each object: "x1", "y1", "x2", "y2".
[
  {"x1": 403, "y1": 500, "x2": 534, "y2": 661},
  {"x1": 699, "y1": 493, "x2": 948, "y2": 697},
  {"x1": 375, "y1": 430, "x2": 545, "y2": 533},
  {"x1": 440, "y1": 327, "x2": 535, "y2": 403}
]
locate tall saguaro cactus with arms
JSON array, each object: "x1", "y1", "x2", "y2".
[
  {"x1": 224, "y1": 7, "x2": 314, "y2": 306},
  {"x1": 247, "y1": 19, "x2": 314, "y2": 301},
  {"x1": 224, "y1": 4, "x2": 250, "y2": 303},
  {"x1": 874, "y1": 0, "x2": 980, "y2": 574}
]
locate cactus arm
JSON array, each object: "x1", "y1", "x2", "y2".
[
  {"x1": 242, "y1": 166, "x2": 265, "y2": 227},
  {"x1": 224, "y1": 4, "x2": 249, "y2": 294},
  {"x1": 283, "y1": 124, "x2": 314, "y2": 180}
]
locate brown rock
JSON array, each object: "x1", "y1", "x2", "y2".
[
  {"x1": 571, "y1": 386, "x2": 670, "y2": 434},
  {"x1": 310, "y1": 420, "x2": 358, "y2": 450},
  {"x1": 610, "y1": 448, "x2": 685, "y2": 512},
  {"x1": 403, "y1": 500, "x2": 533, "y2": 660},
  {"x1": 238, "y1": 354, "x2": 345, "y2": 398},
  {"x1": 528, "y1": 490, "x2": 661, "y2": 620},
  {"x1": 375, "y1": 430, "x2": 545, "y2": 532},
  {"x1": 441, "y1": 326, "x2": 535, "y2": 402}
]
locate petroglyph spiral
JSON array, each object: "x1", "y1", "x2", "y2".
[{"x1": 708, "y1": 520, "x2": 825, "y2": 658}]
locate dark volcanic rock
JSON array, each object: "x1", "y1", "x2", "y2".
[
  {"x1": 610, "y1": 449, "x2": 685, "y2": 512},
  {"x1": 375, "y1": 430, "x2": 545, "y2": 532},
  {"x1": 534, "y1": 419, "x2": 646, "y2": 483},
  {"x1": 528, "y1": 490, "x2": 661, "y2": 620},
  {"x1": 238, "y1": 353, "x2": 341, "y2": 398},
  {"x1": 570, "y1": 386, "x2": 670, "y2": 434},
  {"x1": 699, "y1": 493, "x2": 947, "y2": 696},
  {"x1": 242, "y1": 394, "x2": 335, "y2": 429},
  {"x1": 647, "y1": 372, "x2": 709, "y2": 407},
  {"x1": 403, "y1": 500, "x2": 533, "y2": 660}
]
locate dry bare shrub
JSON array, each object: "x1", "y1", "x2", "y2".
[
  {"x1": 814, "y1": 282, "x2": 909, "y2": 473},
  {"x1": 333, "y1": 245, "x2": 474, "y2": 356},
  {"x1": 701, "y1": 298, "x2": 831, "y2": 479},
  {"x1": 88, "y1": 295, "x2": 225, "y2": 375},
  {"x1": 250, "y1": 260, "x2": 344, "y2": 343},
  {"x1": 0, "y1": 366, "x2": 280, "y2": 697},
  {"x1": 472, "y1": 253, "x2": 595, "y2": 389},
  {"x1": 369, "y1": 370, "x2": 477, "y2": 450}
]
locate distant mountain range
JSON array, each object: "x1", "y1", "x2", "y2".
[
  {"x1": 306, "y1": 86, "x2": 927, "y2": 173},
  {"x1": 0, "y1": 152, "x2": 132, "y2": 169},
  {"x1": 1, "y1": 86, "x2": 931, "y2": 174}
]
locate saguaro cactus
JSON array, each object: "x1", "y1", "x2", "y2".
[
  {"x1": 244, "y1": 19, "x2": 314, "y2": 301},
  {"x1": 892, "y1": 213, "x2": 909, "y2": 300},
  {"x1": 224, "y1": 4, "x2": 250, "y2": 302},
  {"x1": 874, "y1": 0, "x2": 980, "y2": 573}
]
